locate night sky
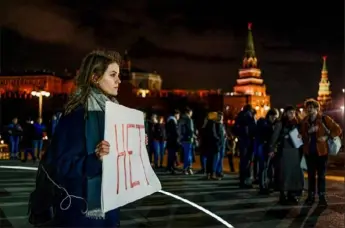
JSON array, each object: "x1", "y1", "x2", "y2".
[{"x1": 0, "y1": 0, "x2": 343, "y2": 107}]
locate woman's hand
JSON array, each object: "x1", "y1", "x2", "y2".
[{"x1": 95, "y1": 140, "x2": 110, "y2": 161}]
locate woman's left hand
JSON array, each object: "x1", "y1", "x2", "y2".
[{"x1": 95, "y1": 140, "x2": 110, "y2": 161}]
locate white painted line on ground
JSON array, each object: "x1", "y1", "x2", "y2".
[{"x1": 0, "y1": 165, "x2": 234, "y2": 228}]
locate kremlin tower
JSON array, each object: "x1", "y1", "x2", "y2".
[
  {"x1": 224, "y1": 23, "x2": 270, "y2": 118},
  {"x1": 233, "y1": 23, "x2": 267, "y2": 96},
  {"x1": 317, "y1": 56, "x2": 332, "y2": 110}
]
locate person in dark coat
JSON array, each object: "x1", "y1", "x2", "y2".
[
  {"x1": 204, "y1": 112, "x2": 220, "y2": 180},
  {"x1": 215, "y1": 112, "x2": 227, "y2": 178},
  {"x1": 269, "y1": 106, "x2": 304, "y2": 204},
  {"x1": 7, "y1": 117, "x2": 23, "y2": 159},
  {"x1": 256, "y1": 109, "x2": 279, "y2": 194},
  {"x1": 32, "y1": 50, "x2": 122, "y2": 227},
  {"x1": 152, "y1": 116, "x2": 166, "y2": 168},
  {"x1": 166, "y1": 110, "x2": 180, "y2": 173},
  {"x1": 233, "y1": 104, "x2": 257, "y2": 188},
  {"x1": 178, "y1": 107, "x2": 195, "y2": 175}
]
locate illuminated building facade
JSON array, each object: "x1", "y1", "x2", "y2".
[
  {"x1": 121, "y1": 50, "x2": 162, "y2": 91},
  {"x1": 317, "y1": 56, "x2": 332, "y2": 110},
  {"x1": 224, "y1": 23, "x2": 271, "y2": 118},
  {"x1": 0, "y1": 73, "x2": 74, "y2": 97}
]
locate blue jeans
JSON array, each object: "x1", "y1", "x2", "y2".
[
  {"x1": 9, "y1": 136, "x2": 20, "y2": 157},
  {"x1": 182, "y1": 142, "x2": 193, "y2": 170},
  {"x1": 216, "y1": 143, "x2": 226, "y2": 174},
  {"x1": 33, "y1": 140, "x2": 43, "y2": 159},
  {"x1": 257, "y1": 144, "x2": 269, "y2": 189},
  {"x1": 152, "y1": 141, "x2": 166, "y2": 167},
  {"x1": 206, "y1": 153, "x2": 219, "y2": 174}
]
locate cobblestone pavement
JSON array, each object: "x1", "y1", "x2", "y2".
[{"x1": 0, "y1": 161, "x2": 344, "y2": 228}]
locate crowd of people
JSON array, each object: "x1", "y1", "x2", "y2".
[
  {"x1": 145, "y1": 99, "x2": 342, "y2": 207},
  {"x1": 4, "y1": 113, "x2": 61, "y2": 161}
]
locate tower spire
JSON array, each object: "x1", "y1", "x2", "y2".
[
  {"x1": 242, "y1": 22, "x2": 257, "y2": 68},
  {"x1": 322, "y1": 55, "x2": 327, "y2": 73},
  {"x1": 317, "y1": 55, "x2": 332, "y2": 110}
]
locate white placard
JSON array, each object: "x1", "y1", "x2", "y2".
[
  {"x1": 288, "y1": 128, "x2": 303, "y2": 148},
  {"x1": 102, "y1": 101, "x2": 162, "y2": 213}
]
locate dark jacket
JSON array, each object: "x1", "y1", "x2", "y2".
[
  {"x1": 152, "y1": 123, "x2": 166, "y2": 141},
  {"x1": 215, "y1": 122, "x2": 226, "y2": 147},
  {"x1": 42, "y1": 107, "x2": 119, "y2": 227},
  {"x1": 166, "y1": 116, "x2": 180, "y2": 149},
  {"x1": 7, "y1": 123, "x2": 23, "y2": 137},
  {"x1": 178, "y1": 114, "x2": 194, "y2": 143},
  {"x1": 233, "y1": 110, "x2": 256, "y2": 140},
  {"x1": 32, "y1": 123, "x2": 46, "y2": 140},
  {"x1": 203, "y1": 120, "x2": 220, "y2": 154}
]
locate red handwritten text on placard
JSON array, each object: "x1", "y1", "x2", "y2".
[
  {"x1": 136, "y1": 124, "x2": 149, "y2": 185},
  {"x1": 115, "y1": 124, "x2": 127, "y2": 194},
  {"x1": 114, "y1": 123, "x2": 149, "y2": 194},
  {"x1": 127, "y1": 124, "x2": 140, "y2": 188}
]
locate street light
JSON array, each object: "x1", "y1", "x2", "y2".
[{"x1": 31, "y1": 90, "x2": 50, "y2": 118}]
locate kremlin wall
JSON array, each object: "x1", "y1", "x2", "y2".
[{"x1": 0, "y1": 23, "x2": 336, "y2": 125}]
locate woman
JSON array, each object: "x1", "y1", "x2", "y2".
[
  {"x1": 301, "y1": 99, "x2": 341, "y2": 205},
  {"x1": 32, "y1": 117, "x2": 46, "y2": 160},
  {"x1": 43, "y1": 50, "x2": 122, "y2": 227},
  {"x1": 269, "y1": 106, "x2": 304, "y2": 204}
]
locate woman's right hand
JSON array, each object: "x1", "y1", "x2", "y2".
[{"x1": 95, "y1": 140, "x2": 110, "y2": 161}]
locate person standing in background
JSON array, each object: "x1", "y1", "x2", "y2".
[
  {"x1": 178, "y1": 107, "x2": 195, "y2": 175},
  {"x1": 166, "y1": 110, "x2": 180, "y2": 174},
  {"x1": 204, "y1": 112, "x2": 220, "y2": 179},
  {"x1": 301, "y1": 99, "x2": 342, "y2": 206},
  {"x1": 32, "y1": 117, "x2": 46, "y2": 160},
  {"x1": 233, "y1": 105, "x2": 257, "y2": 188},
  {"x1": 7, "y1": 117, "x2": 23, "y2": 159},
  {"x1": 215, "y1": 112, "x2": 227, "y2": 179}
]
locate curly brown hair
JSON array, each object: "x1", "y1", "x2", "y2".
[{"x1": 64, "y1": 50, "x2": 122, "y2": 115}]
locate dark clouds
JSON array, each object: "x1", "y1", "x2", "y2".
[
  {"x1": 0, "y1": 0, "x2": 96, "y2": 49},
  {"x1": 0, "y1": 0, "x2": 343, "y2": 106}
]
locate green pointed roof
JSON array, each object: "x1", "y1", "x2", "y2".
[
  {"x1": 245, "y1": 22, "x2": 256, "y2": 58},
  {"x1": 322, "y1": 56, "x2": 327, "y2": 72}
]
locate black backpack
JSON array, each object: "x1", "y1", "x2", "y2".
[{"x1": 28, "y1": 161, "x2": 59, "y2": 227}]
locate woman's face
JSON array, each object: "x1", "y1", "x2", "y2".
[
  {"x1": 97, "y1": 62, "x2": 121, "y2": 96},
  {"x1": 286, "y1": 110, "x2": 296, "y2": 120}
]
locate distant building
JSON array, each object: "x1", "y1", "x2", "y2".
[
  {"x1": 121, "y1": 50, "x2": 162, "y2": 92},
  {"x1": 223, "y1": 23, "x2": 271, "y2": 118},
  {"x1": 0, "y1": 70, "x2": 74, "y2": 97},
  {"x1": 317, "y1": 56, "x2": 332, "y2": 110}
]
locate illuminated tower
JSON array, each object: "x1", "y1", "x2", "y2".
[
  {"x1": 317, "y1": 56, "x2": 332, "y2": 109},
  {"x1": 233, "y1": 23, "x2": 267, "y2": 96},
  {"x1": 224, "y1": 23, "x2": 270, "y2": 118}
]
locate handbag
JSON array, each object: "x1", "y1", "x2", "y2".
[{"x1": 321, "y1": 115, "x2": 341, "y2": 156}]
